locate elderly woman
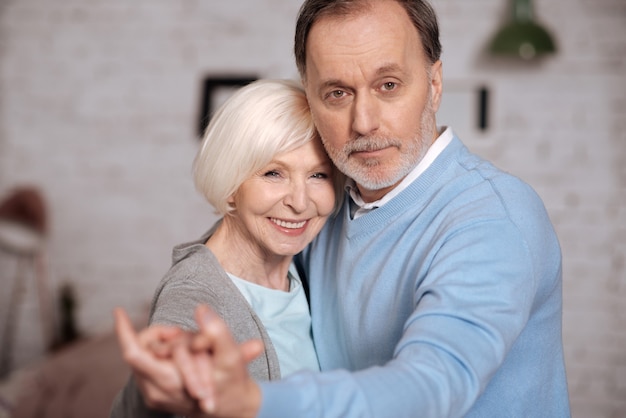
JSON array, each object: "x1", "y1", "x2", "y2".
[{"x1": 110, "y1": 79, "x2": 342, "y2": 417}]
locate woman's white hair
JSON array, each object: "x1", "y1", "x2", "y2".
[{"x1": 193, "y1": 79, "x2": 335, "y2": 215}]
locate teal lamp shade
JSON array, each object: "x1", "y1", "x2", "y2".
[{"x1": 489, "y1": 0, "x2": 557, "y2": 59}]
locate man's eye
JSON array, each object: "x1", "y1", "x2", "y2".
[
  {"x1": 382, "y1": 82, "x2": 397, "y2": 91},
  {"x1": 330, "y1": 90, "x2": 345, "y2": 99}
]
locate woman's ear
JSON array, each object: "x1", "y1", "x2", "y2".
[{"x1": 226, "y1": 193, "x2": 236, "y2": 209}]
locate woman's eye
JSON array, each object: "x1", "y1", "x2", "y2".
[
  {"x1": 311, "y1": 172, "x2": 329, "y2": 179},
  {"x1": 263, "y1": 170, "x2": 280, "y2": 178}
]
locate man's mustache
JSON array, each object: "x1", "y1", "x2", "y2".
[{"x1": 344, "y1": 136, "x2": 402, "y2": 153}]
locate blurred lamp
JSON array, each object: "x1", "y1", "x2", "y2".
[{"x1": 489, "y1": 0, "x2": 557, "y2": 60}]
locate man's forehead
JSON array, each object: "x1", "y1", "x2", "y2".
[{"x1": 312, "y1": 62, "x2": 405, "y2": 84}]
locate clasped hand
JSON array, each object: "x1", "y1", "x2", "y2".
[{"x1": 114, "y1": 305, "x2": 264, "y2": 418}]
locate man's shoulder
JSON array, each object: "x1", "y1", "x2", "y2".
[{"x1": 449, "y1": 141, "x2": 541, "y2": 204}]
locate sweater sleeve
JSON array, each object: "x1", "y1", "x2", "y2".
[{"x1": 257, "y1": 217, "x2": 545, "y2": 418}]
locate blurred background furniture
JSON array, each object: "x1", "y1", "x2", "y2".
[{"x1": 0, "y1": 186, "x2": 54, "y2": 378}]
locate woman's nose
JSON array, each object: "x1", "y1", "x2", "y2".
[{"x1": 283, "y1": 181, "x2": 309, "y2": 213}]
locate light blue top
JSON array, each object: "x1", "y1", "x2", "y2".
[
  {"x1": 258, "y1": 133, "x2": 570, "y2": 417},
  {"x1": 229, "y1": 264, "x2": 320, "y2": 377}
]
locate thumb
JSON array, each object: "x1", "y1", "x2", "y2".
[{"x1": 240, "y1": 339, "x2": 264, "y2": 364}]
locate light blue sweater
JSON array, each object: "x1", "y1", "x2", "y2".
[{"x1": 259, "y1": 135, "x2": 570, "y2": 417}]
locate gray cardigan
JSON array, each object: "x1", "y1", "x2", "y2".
[{"x1": 110, "y1": 230, "x2": 281, "y2": 418}]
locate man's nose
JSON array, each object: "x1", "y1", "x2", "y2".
[{"x1": 351, "y1": 93, "x2": 380, "y2": 136}]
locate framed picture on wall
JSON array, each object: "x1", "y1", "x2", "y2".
[
  {"x1": 437, "y1": 81, "x2": 489, "y2": 140},
  {"x1": 197, "y1": 75, "x2": 257, "y2": 137}
]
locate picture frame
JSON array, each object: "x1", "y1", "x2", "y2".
[
  {"x1": 197, "y1": 75, "x2": 258, "y2": 137},
  {"x1": 437, "y1": 82, "x2": 489, "y2": 138}
]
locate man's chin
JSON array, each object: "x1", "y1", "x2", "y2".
[{"x1": 353, "y1": 173, "x2": 404, "y2": 193}]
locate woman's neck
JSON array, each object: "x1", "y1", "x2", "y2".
[{"x1": 206, "y1": 217, "x2": 292, "y2": 291}]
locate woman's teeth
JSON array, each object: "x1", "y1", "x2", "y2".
[{"x1": 271, "y1": 218, "x2": 306, "y2": 229}]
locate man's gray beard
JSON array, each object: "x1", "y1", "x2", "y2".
[
  {"x1": 324, "y1": 104, "x2": 436, "y2": 192},
  {"x1": 333, "y1": 135, "x2": 427, "y2": 191}
]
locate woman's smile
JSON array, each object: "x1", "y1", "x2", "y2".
[{"x1": 269, "y1": 217, "x2": 308, "y2": 230}]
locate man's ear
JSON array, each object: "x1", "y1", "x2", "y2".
[{"x1": 430, "y1": 60, "x2": 443, "y2": 112}]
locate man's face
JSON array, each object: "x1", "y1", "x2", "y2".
[{"x1": 303, "y1": 0, "x2": 443, "y2": 202}]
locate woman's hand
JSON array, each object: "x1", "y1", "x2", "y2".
[
  {"x1": 189, "y1": 305, "x2": 264, "y2": 417},
  {"x1": 114, "y1": 308, "x2": 205, "y2": 415}
]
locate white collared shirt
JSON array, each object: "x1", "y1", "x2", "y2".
[{"x1": 347, "y1": 127, "x2": 454, "y2": 219}]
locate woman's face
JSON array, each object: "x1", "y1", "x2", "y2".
[{"x1": 229, "y1": 138, "x2": 336, "y2": 258}]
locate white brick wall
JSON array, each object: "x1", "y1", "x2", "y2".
[{"x1": 0, "y1": 0, "x2": 624, "y2": 416}]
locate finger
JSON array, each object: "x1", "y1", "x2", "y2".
[
  {"x1": 115, "y1": 323, "x2": 176, "y2": 376},
  {"x1": 192, "y1": 305, "x2": 262, "y2": 417},
  {"x1": 172, "y1": 337, "x2": 212, "y2": 401},
  {"x1": 190, "y1": 304, "x2": 223, "y2": 352},
  {"x1": 195, "y1": 306, "x2": 249, "y2": 389},
  {"x1": 193, "y1": 350, "x2": 215, "y2": 399},
  {"x1": 114, "y1": 310, "x2": 201, "y2": 414},
  {"x1": 132, "y1": 348, "x2": 197, "y2": 415},
  {"x1": 240, "y1": 339, "x2": 264, "y2": 364},
  {"x1": 157, "y1": 325, "x2": 184, "y2": 341},
  {"x1": 179, "y1": 349, "x2": 216, "y2": 408},
  {"x1": 195, "y1": 305, "x2": 238, "y2": 349},
  {"x1": 149, "y1": 340, "x2": 174, "y2": 358},
  {"x1": 136, "y1": 325, "x2": 183, "y2": 346},
  {"x1": 139, "y1": 325, "x2": 186, "y2": 359},
  {"x1": 114, "y1": 308, "x2": 141, "y2": 358},
  {"x1": 134, "y1": 325, "x2": 184, "y2": 358},
  {"x1": 139, "y1": 381, "x2": 198, "y2": 416},
  {"x1": 188, "y1": 331, "x2": 213, "y2": 352},
  {"x1": 196, "y1": 305, "x2": 261, "y2": 367}
]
